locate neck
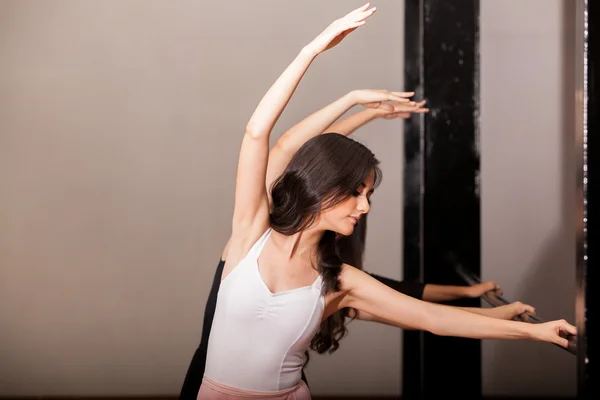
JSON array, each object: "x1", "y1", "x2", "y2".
[{"x1": 270, "y1": 225, "x2": 325, "y2": 261}]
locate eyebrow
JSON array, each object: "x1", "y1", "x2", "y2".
[{"x1": 359, "y1": 182, "x2": 375, "y2": 194}]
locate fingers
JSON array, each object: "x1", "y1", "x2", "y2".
[
  {"x1": 354, "y1": 90, "x2": 430, "y2": 114},
  {"x1": 406, "y1": 106, "x2": 429, "y2": 113},
  {"x1": 345, "y1": 3, "x2": 371, "y2": 17},
  {"x1": 345, "y1": 3, "x2": 376, "y2": 20},
  {"x1": 363, "y1": 90, "x2": 420, "y2": 104},
  {"x1": 391, "y1": 104, "x2": 429, "y2": 113},
  {"x1": 383, "y1": 101, "x2": 428, "y2": 116},
  {"x1": 337, "y1": 6, "x2": 376, "y2": 38},
  {"x1": 495, "y1": 284, "x2": 503, "y2": 295},
  {"x1": 551, "y1": 320, "x2": 577, "y2": 347},
  {"x1": 389, "y1": 96, "x2": 412, "y2": 103},
  {"x1": 358, "y1": 7, "x2": 377, "y2": 20},
  {"x1": 479, "y1": 281, "x2": 503, "y2": 296},
  {"x1": 522, "y1": 303, "x2": 536, "y2": 314},
  {"x1": 391, "y1": 91, "x2": 415, "y2": 98},
  {"x1": 343, "y1": 7, "x2": 376, "y2": 28},
  {"x1": 561, "y1": 320, "x2": 577, "y2": 336},
  {"x1": 390, "y1": 97, "x2": 426, "y2": 105},
  {"x1": 378, "y1": 103, "x2": 395, "y2": 112},
  {"x1": 382, "y1": 112, "x2": 411, "y2": 119},
  {"x1": 482, "y1": 280, "x2": 496, "y2": 291}
]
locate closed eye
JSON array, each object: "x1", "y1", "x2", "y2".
[{"x1": 353, "y1": 190, "x2": 373, "y2": 205}]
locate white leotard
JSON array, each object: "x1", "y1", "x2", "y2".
[{"x1": 204, "y1": 228, "x2": 325, "y2": 391}]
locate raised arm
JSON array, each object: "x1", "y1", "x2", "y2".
[
  {"x1": 266, "y1": 90, "x2": 422, "y2": 206},
  {"x1": 232, "y1": 51, "x2": 315, "y2": 234},
  {"x1": 229, "y1": 3, "x2": 377, "y2": 242},
  {"x1": 337, "y1": 265, "x2": 575, "y2": 348},
  {"x1": 325, "y1": 99, "x2": 427, "y2": 136}
]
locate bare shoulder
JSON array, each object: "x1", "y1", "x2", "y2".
[
  {"x1": 321, "y1": 263, "x2": 352, "y2": 318},
  {"x1": 338, "y1": 263, "x2": 369, "y2": 291},
  {"x1": 322, "y1": 263, "x2": 368, "y2": 314},
  {"x1": 323, "y1": 264, "x2": 381, "y2": 318}
]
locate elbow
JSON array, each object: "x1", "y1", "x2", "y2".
[
  {"x1": 271, "y1": 138, "x2": 294, "y2": 157},
  {"x1": 418, "y1": 307, "x2": 448, "y2": 336},
  {"x1": 245, "y1": 124, "x2": 269, "y2": 140}
]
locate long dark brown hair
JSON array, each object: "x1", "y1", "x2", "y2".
[{"x1": 269, "y1": 133, "x2": 381, "y2": 356}]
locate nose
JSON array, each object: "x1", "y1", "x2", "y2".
[{"x1": 357, "y1": 194, "x2": 370, "y2": 214}]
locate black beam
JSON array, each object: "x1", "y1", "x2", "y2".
[{"x1": 403, "y1": 0, "x2": 481, "y2": 398}]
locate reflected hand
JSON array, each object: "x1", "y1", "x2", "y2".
[{"x1": 467, "y1": 280, "x2": 502, "y2": 298}]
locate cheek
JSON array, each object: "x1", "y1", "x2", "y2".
[
  {"x1": 321, "y1": 197, "x2": 359, "y2": 223},
  {"x1": 332, "y1": 199, "x2": 357, "y2": 218}
]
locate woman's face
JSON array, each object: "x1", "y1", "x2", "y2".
[{"x1": 318, "y1": 169, "x2": 375, "y2": 236}]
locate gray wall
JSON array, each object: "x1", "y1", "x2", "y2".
[
  {"x1": 0, "y1": 0, "x2": 404, "y2": 396},
  {"x1": 480, "y1": 0, "x2": 576, "y2": 396},
  {"x1": 0, "y1": 0, "x2": 577, "y2": 397}
]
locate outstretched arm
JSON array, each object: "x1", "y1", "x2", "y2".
[
  {"x1": 338, "y1": 265, "x2": 575, "y2": 347},
  {"x1": 351, "y1": 273, "x2": 533, "y2": 322},
  {"x1": 352, "y1": 300, "x2": 535, "y2": 323},
  {"x1": 456, "y1": 302, "x2": 535, "y2": 320}
]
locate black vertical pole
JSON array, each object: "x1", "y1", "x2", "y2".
[
  {"x1": 403, "y1": 1, "x2": 481, "y2": 398},
  {"x1": 577, "y1": 0, "x2": 598, "y2": 398},
  {"x1": 402, "y1": 0, "x2": 425, "y2": 396}
]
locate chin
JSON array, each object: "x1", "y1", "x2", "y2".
[{"x1": 336, "y1": 223, "x2": 355, "y2": 236}]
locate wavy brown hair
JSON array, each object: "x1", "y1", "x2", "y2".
[{"x1": 269, "y1": 133, "x2": 381, "y2": 356}]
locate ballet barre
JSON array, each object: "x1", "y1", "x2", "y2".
[{"x1": 452, "y1": 262, "x2": 577, "y2": 355}]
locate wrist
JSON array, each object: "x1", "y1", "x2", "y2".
[
  {"x1": 341, "y1": 91, "x2": 361, "y2": 109},
  {"x1": 345, "y1": 90, "x2": 360, "y2": 106},
  {"x1": 522, "y1": 322, "x2": 537, "y2": 340},
  {"x1": 367, "y1": 107, "x2": 387, "y2": 119},
  {"x1": 300, "y1": 45, "x2": 320, "y2": 60},
  {"x1": 344, "y1": 91, "x2": 381, "y2": 114},
  {"x1": 496, "y1": 306, "x2": 512, "y2": 320},
  {"x1": 461, "y1": 286, "x2": 475, "y2": 298}
]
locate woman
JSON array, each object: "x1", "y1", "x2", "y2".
[
  {"x1": 198, "y1": 4, "x2": 575, "y2": 399},
  {"x1": 180, "y1": 80, "x2": 534, "y2": 400}
]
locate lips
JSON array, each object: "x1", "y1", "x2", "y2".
[{"x1": 349, "y1": 216, "x2": 359, "y2": 224}]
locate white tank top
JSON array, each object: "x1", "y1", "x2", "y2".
[{"x1": 204, "y1": 228, "x2": 325, "y2": 391}]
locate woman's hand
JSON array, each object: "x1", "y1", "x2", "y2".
[
  {"x1": 304, "y1": 3, "x2": 377, "y2": 56},
  {"x1": 530, "y1": 319, "x2": 577, "y2": 348},
  {"x1": 348, "y1": 89, "x2": 417, "y2": 110},
  {"x1": 376, "y1": 100, "x2": 429, "y2": 118},
  {"x1": 495, "y1": 301, "x2": 536, "y2": 320}
]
